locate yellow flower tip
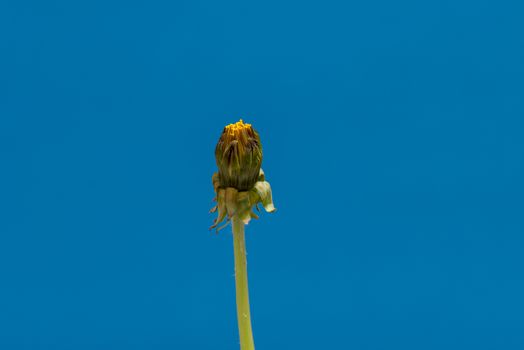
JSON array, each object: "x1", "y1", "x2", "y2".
[
  {"x1": 224, "y1": 119, "x2": 252, "y2": 134},
  {"x1": 221, "y1": 120, "x2": 257, "y2": 151}
]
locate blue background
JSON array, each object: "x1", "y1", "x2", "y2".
[{"x1": 1, "y1": 0, "x2": 523, "y2": 349}]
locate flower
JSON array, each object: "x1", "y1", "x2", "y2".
[
  {"x1": 211, "y1": 120, "x2": 276, "y2": 231},
  {"x1": 215, "y1": 119, "x2": 262, "y2": 191}
]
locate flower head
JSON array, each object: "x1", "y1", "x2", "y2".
[
  {"x1": 211, "y1": 120, "x2": 275, "y2": 231},
  {"x1": 215, "y1": 119, "x2": 262, "y2": 191}
]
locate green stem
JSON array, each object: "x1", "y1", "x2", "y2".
[{"x1": 232, "y1": 216, "x2": 255, "y2": 350}]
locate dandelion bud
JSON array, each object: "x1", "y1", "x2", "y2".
[
  {"x1": 215, "y1": 120, "x2": 262, "y2": 191},
  {"x1": 211, "y1": 120, "x2": 275, "y2": 231}
]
